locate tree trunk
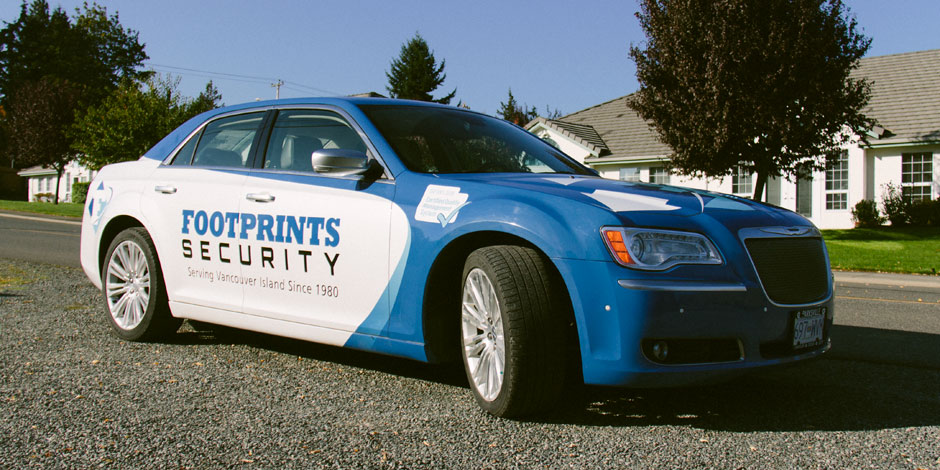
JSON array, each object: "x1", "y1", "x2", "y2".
[
  {"x1": 752, "y1": 167, "x2": 767, "y2": 202},
  {"x1": 54, "y1": 167, "x2": 63, "y2": 205}
]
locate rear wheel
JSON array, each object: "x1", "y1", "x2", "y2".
[
  {"x1": 102, "y1": 227, "x2": 180, "y2": 341},
  {"x1": 460, "y1": 245, "x2": 569, "y2": 417}
]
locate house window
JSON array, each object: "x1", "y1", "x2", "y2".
[
  {"x1": 825, "y1": 151, "x2": 849, "y2": 210},
  {"x1": 619, "y1": 167, "x2": 641, "y2": 182},
  {"x1": 902, "y1": 152, "x2": 933, "y2": 202},
  {"x1": 732, "y1": 167, "x2": 752, "y2": 196},
  {"x1": 648, "y1": 167, "x2": 669, "y2": 184}
]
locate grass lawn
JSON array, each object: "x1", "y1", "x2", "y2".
[
  {"x1": 0, "y1": 199, "x2": 84, "y2": 218},
  {"x1": 823, "y1": 226, "x2": 940, "y2": 275}
]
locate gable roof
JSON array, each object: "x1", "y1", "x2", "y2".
[
  {"x1": 534, "y1": 48, "x2": 940, "y2": 161},
  {"x1": 854, "y1": 48, "x2": 940, "y2": 146},
  {"x1": 555, "y1": 95, "x2": 670, "y2": 163},
  {"x1": 17, "y1": 165, "x2": 57, "y2": 177},
  {"x1": 527, "y1": 117, "x2": 610, "y2": 156}
]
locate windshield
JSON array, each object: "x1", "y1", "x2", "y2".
[{"x1": 359, "y1": 105, "x2": 594, "y2": 175}]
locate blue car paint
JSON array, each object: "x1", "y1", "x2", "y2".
[{"x1": 136, "y1": 97, "x2": 832, "y2": 386}]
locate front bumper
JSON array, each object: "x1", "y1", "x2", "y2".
[{"x1": 557, "y1": 258, "x2": 834, "y2": 387}]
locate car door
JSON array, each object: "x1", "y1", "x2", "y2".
[
  {"x1": 239, "y1": 107, "x2": 398, "y2": 337},
  {"x1": 141, "y1": 111, "x2": 268, "y2": 313}
]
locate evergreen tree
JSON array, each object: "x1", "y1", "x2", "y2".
[
  {"x1": 497, "y1": 88, "x2": 537, "y2": 125},
  {"x1": 628, "y1": 0, "x2": 873, "y2": 200},
  {"x1": 497, "y1": 88, "x2": 563, "y2": 125},
  {"x1": 386, "y1": 33, "x2": 456, "y2": 104}
]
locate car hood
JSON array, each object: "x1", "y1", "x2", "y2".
[{"x1": 437, "y1": 173, "x2": 777, "y2": 218}]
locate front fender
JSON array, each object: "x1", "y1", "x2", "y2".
[{"x1": 80, "y1": 160, "x2": 159, "y2": 289}]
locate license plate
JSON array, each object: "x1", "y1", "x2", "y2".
[{"x1": 792, "y1": 307, "x2": 825, "y2": 349}]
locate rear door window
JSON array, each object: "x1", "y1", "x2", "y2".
[{"x1": 191, "y1": 112, "x2": 265, "y2": 168}]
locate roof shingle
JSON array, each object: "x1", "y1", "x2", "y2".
[{"x1": 539, "y1": 48, "x2": 940, "y2": 160}]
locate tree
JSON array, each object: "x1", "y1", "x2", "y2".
[
  {"x1": 4, "y1": 77, "x2": 80, "y2": 203},
  {"x1": 498, "y1": 88, "x2": 537, "y2": 125},
  {"x1": 0, "y1": 1, "x2": 148, "y2": 107},
  {"x1": 628, "y1": 0, "x2": 873, "y2": 200},
  {"x1": 0, "y1": 0, "x2": 148, "y2": 175},
  {"x1": 497, "y1": 88, "x2": 563, "y2": 125},
  {"x1": 386, "y1": 33, "x2": 456, "y2": 104},
  {"x1": 71, "y1": 76, "x2": 222, "y2": 170}
]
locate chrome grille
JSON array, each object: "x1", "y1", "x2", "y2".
[{"x1": 744, "y1": 236, "x2": 829, "y2": 305}]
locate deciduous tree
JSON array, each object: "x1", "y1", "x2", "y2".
[
  {"x1": 71, "y1": 76, "x2": 222, "y2": 170},
  {"x1": 628, "y1": 0, "x2": 873, "y2": 200},
  {"x1": 4, "y1": 77, "x2": 80, "y2": 203},
  {"x1": 0, "y1": 0, "x2": 148, "y2": 177}
]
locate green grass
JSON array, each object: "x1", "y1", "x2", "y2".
[
  {"x1": 0, "y1": 199, "x2": 84, "y2": 218},
  {"x1": 822, "y1": 227, "x2": 940, "y2": 275}
]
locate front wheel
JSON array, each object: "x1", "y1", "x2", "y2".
[
  {"x1": 102, "y1": 227, "x2": 181, "y2": 341},
  {"x1": 460, "y1": 245, "x2": 569, "y2": 417}
]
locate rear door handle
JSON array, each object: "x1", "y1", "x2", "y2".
[
  {"x1": 246, "y1": 192, "x2": 276, "y2": 203},
  {"x1": 154, "y1": 185, "x2": 177, "y2": 194}
]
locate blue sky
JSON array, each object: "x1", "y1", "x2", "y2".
[{"x1": 2, "y1": 0, "x2": 938, "y2": 116}]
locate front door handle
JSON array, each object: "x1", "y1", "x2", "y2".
[
  {"x1": 154, "y1": 185, "x2": 177, "y2": 194},
  {"x1": 246, "y1": 192, "x2": 276, "y2": 203}
]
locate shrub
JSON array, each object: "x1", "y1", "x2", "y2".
[
  {"x1": 851, "y1": 199, "x2": 883, "y2": 227},
  {"x1": 72, "y1": 181, "x2": 90, "y2": 204},
  {"x1": 32, "y1": 192, "x2": 54, "y2": 202},
  {"x1": 907, "y1": 199, "x2": 940, "y2": 226},
  {"x1": 880, "y1": 182, "x2": 909, "y2": 226}
]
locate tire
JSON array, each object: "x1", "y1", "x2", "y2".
[
  {"x1": 101, "y1": 227, "x2": 181, "y2": 341},
  {"x1": 460, "y1": 245, "x2": 569, "y2": 417}
]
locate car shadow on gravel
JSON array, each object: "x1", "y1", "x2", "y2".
[
  {"x1": 166, "y1": 321, "x2": 469, "y2": 388},
  {"x1": 541, "y1": 324, "x2": 940, "y2": 431},
  {"x1": 162, "y1": 321, "x2": 939, "y2": 432}
]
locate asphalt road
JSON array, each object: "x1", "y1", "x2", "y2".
[
  {"x1": 0, "y1": 211, "x2": 81, "y2": 267},
  {"x1": 0, "y1": 214, "x2": 938, "y2": 468}
]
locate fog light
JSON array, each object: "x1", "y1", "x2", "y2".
[{"x1": 652, "y1": 341, "x2": 669, "y2": 361}]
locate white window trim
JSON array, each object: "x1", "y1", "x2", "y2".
[
  {"x1": 901, "y1": 152, "x2": 933, "y2": 202},
  {"x1": 825, "y1": 151, "x2": 849, "y2": 211}
]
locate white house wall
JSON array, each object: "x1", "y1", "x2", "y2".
[
  {"x1": 533, "y1": 124, "x2": 938, "y2": 229},
  {"x1": 21, "y1": 160, "x2": 96, "y2": 203},
  {"x1": 870, "y1": 143, "x2": 940, "y2": 208}
]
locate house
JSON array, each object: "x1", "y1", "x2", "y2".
[
  {"x1": 17, "y1": 160, "x2": 96, "y2": 203},
  {"x1": 526, "y1": 49, "x2": 940, "y2": 229}
]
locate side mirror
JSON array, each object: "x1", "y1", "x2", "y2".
[{"x1": 311, "y1": 149, "x2": 373, "y2": 176}]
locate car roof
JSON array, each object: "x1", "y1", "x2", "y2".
[{"x1": 141, "y1": 97, "x2": 481, "y2": 164}]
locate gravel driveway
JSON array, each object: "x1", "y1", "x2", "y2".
[{"x1": 1, "y1": 259, "x2": 937, "y2": 469}]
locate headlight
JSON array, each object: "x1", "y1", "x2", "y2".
[{"x1": 601, "y1": 227, "x2": 722, "y2": 270}]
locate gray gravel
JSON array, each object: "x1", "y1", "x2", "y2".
[{"x1": 1, "y1": 259, "x2": 938, "y2": 469}]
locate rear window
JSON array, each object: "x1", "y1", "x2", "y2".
[{"x1": 188, "y1": 112, "x2": 265, "y2": 168}]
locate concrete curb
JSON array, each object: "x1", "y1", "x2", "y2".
[
  {"x1": 0, "y1": 210, "x2": 82, "y2": 226},
  {"x1": 834, "y1": 271, "x2": 940, "y2": 289}
]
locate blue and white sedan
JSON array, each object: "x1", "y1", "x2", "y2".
[{"x1": 80, "y1": 97, "x2": 833, "y2": 417}]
